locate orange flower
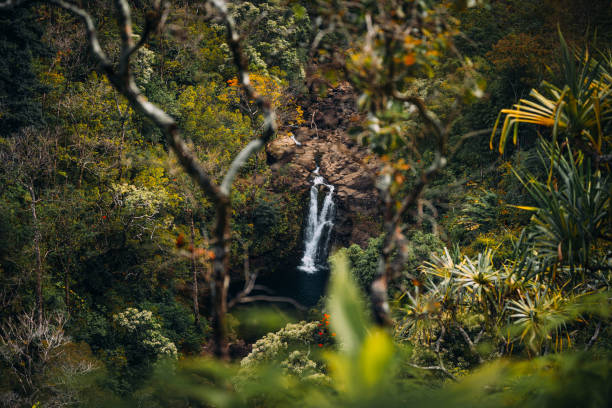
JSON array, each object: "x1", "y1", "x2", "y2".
[{"x1": 403, "y1": 53, "x2": 416, "y2": 66}]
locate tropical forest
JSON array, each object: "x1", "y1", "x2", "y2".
[{"x1": 0, "y1": 0, "x2": 611, "y2": 407}]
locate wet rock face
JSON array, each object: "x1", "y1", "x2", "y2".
[{"x1": 267, "y1": 83, "x2": 382, "y2": 248}]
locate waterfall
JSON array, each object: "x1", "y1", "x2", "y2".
[
  {"x1": 298, "y1": 167, "x2": 335, "y2": 274},
  {"x1": 290, "y1": 134, "x2": 302, "y2": 146}
]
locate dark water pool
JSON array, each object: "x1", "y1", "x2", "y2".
[{"x1": 256, "y1": 262, "x2": 330, "y2": 308}]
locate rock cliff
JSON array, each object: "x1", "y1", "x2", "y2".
[{"x1": 267, "y1": 83, "x2": 382, "y2": 248}]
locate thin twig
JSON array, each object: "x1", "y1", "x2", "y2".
[
  {"x1": 409, "y1": 325, "x2": 457, "y2": 381},
  {"x1": 584, "y1": 321, "x2": 602, "y2": 351},
  {"x1": 455, "y1": 324, "x2": 484, "y2": 364},
  {"x1": 0, "y1": 0, "x2": 29, "y2": 9},
  {"x1": 229, "y1": 295, "x2": 306, "y2": 310}
]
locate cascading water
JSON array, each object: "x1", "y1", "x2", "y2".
[
  {"x1": 290, "y1": 134, "x2": 302, "y2": 146},
  {"x1": 298, "y1": 167, "x2": 335, "y2": 274}
]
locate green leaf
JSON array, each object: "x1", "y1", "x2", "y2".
[
  {"x1": 510, "y1": 205, "x2": 539, "y2": 211},
  {"x1": 291, "y1": 4, "x2": 306, "y2": 20},
  {"x1": 359, "y1": 329, "x2": 394, "y2": 387},
  {"x1": 327, "y1": 252, "x2": 369, "y2": 356}
]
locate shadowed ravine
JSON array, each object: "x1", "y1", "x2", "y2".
[{"x1": 260, "y1": 84, "x2": 382, "y2": 306}]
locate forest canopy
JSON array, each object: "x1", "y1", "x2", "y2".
[{"x1": 0, "y1": 0, "x2": 610, "y2": 407}]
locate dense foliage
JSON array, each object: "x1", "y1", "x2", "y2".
[{"x1": 0, "y1": 0, "x2": 610, "y2": 407}]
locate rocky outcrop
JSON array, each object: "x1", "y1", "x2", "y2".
[{"x1": 267, "y1": 83, "x2": 382, "y2": 247}]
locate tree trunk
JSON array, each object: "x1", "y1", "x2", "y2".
[
  {"x1": 115, "y1": 94, "x2": 127, "y2": 181},
  {"x1": 29, "y1": 186, "x2": 43, "y2": 324},
  {"x1": 211, "y1": 199, "x2": 231, "y2": 359},
  {"x1": 370, "y1": 197, "x2": 394, "y2": 326},
  {"x1": 189, "y1": 210, "x2": 200, "y2": 329},
  {"x1": 117, "y1": 118, "x2": 126, "y2": 180},
  {"x1": 64, "y1": 255, "x2": 70, "y2": 313}
]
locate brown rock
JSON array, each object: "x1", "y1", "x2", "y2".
[{"x1": 267, "y1": 83, "x2": 382, "y2": 248}]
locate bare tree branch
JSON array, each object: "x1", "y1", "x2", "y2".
[
  {"x1": 212, "y1": 0, "x2": 278, "y2": 194},
  {"x1": 474, "y1": 327, "x2": 485, "y2": 345},
  {"x1": 584, "y1": 321, "x2": 602, "y2": 351},
  {"x1": 0, "y1": 310, "x2": 96, "y2": 404},
  {"x1": 230, "y1": 295, "x2": 307, "y2": 311},
  {"x1": 49, "y1": 0, "x2": 113, "y2": 73},
  {"x1": 407, "y1": 363, "x2": 457, "y2": 380},
  {"x1": 222, "y1": 139, "x2": 264, "y2": 194},
  {"x1": 227, "y1": 238, "x2": 305, "y2": 311},
  {"x1": 126, "y1": 0, "x2": 170, "y2": 61},
  {"x1": 0, "y1": 0, "x2": 30, "y2": 9},
  {"x1": 455, "y1": 324, "x2": 484, "y2": 364},
  {"x1": 49, "y1": 0, "x2": 225, "y2": 204},
  {"x1": 369, "y1": 126, "x2": 492, "y2": 326},
  {"x1": 449, "y1": 128, "x2": 496, "y2": 159},
  {"x1": 409, "y1": 325, "x2": 457, "y2": 381},
  {"x1": 115, "y1": 0, "x2": 135, "y2": 78},
  {"x1": 393, "y1": 91, "x2": 445, "y2": 143},
  {"x1": 21, "y1": 0, "x2": 280, "y2": 359}
]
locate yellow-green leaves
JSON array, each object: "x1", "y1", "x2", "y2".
[
  {"x1": 359, "y1": 329, "x2": 394, "y2": 387},
  {"x1": 509, "y1": 205, "x2": 539, "y2": 212},
  {"x1": 177, "y1": 81, "x2": 253, "y2": 172},
  {"x1": 325, "y1": 252, "x2": 396, "y2": 398},
  {"x1": 491, "y1": 31, "x2": 611, "y2": 156},
  {"x1": 327, "y1": 252, "x2": 369, "y2": 356}
]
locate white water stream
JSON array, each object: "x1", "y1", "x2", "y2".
[
  {"x1": 290, "y1": 134, "x2": 302, "y2": 146},
  {"x1": 298, "y1": 167, "x2": 335, "y2": 274}
]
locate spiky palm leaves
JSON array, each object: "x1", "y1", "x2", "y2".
[
  {"x1": 490, "y1": 28, "x2": 610, "y2": 295},
  {"x1": 399, "y1": 249, "x2": 501, "y2": 344},
  {"x1": 397, "y1": 250, "x2": 453, "y2": 343},
  {"x1": 512, "y1": 141, "x2": 610, "y2": 283},
  {"x1": 398, "y1": 286, "x2": 444, "y2": 344},
  {"x1": 400, "y1": 31, "x2": 611, "y2": 359},
  {"x1": 491, "y1": 31, "x2": 611, "y2": 160},
  {"x1": 399, "y1": 248, "x2": 601, "y2": 355},
  {"x1": 507, "y1": 289, "x2": 567, "y2": 353},
  {"x1": 453, "y1": 250, "x2": 499, "y2": 306},
  {"x1": 423, "y1": 249, "x2": 502, "y2": 315}
]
